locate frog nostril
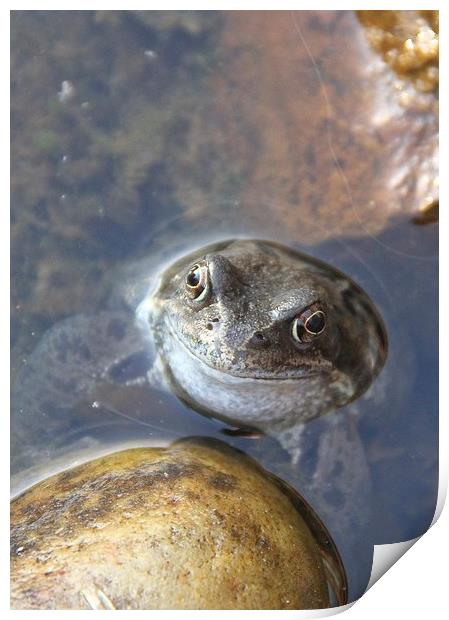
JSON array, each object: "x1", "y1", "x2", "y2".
[
  {"x1": 248, "y1": 331, "x2": 268, "y2": 348},
  {"x1": 206, "y1": 318, "x2": 220, "y2": 331}
]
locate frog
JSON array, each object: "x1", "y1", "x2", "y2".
[
  {"x1": 136, "y1": 239, "x2": 387, "y2": 461},
  {"x1": 11, "y1": 238, "x2": 387, "y2": 472}
]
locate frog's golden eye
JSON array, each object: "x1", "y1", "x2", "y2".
[
  {"x1": 185, "y1": 263, "x2": 209, "y2": 301},
  {"x1": 292, "y1": 304, "x2": 326, "y2": 343}
]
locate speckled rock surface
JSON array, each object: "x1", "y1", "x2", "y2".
[
  {"x1": 357, "y1": 10, "x2": 438, "y2": 93},
  {"x1": 11, "y1": 438, "x2": 331, "y2": 610}
]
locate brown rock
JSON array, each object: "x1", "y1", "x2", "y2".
[
  {"x1": 173, "y1": 11, "x2": 438, "y2": 243},
  {"x1": 11, "y1": 438, "x2": 334, "y2": 610}
]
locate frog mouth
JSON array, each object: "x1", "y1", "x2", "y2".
[{"x1": 165, "y1": 324, "x2": 332, "y2": 382}]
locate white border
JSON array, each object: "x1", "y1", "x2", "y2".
[{"x1": 5, "y1": 2, "x2": 445, "y2": 617}]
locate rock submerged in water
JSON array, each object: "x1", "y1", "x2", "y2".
[{"x1": 11, "y1": 438, "x2": 334, "y2": 610}]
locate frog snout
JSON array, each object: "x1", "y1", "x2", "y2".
[{"x1": 208, "y1": 255, "x2": 243, "y2": 298}]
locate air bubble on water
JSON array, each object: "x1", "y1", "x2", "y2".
[{"x1": 58, "y1": 80, "x2": 75, "y2": 103}]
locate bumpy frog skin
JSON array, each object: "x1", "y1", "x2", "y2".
[{"x1": 137, "y1": 239, "x2": 387, "y2": 439}]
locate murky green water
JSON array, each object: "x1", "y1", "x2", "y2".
[{"x1": 11, "y1": 11, "x2": 438, "y2": 604}]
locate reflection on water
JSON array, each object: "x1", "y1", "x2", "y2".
[{"x1": 11, "y1": 10, "x2": 438, "y2": 605}]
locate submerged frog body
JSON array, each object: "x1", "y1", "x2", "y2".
[
  {"x1": 12, "y1": 239, "x2": 387, "y2": 468},
  {"x1": 139, "y1": 240, "x2": 387, "y2": 444}
]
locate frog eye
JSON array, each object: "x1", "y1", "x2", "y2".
[
  {"x1": 292, "y1": 304, "x2": 326, "y2": 343},
  {"x1": 185, "y1": 263, "x2": 209, "y2": 301}
]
